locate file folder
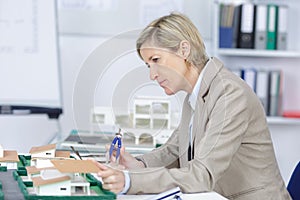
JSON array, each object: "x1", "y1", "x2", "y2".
[
  {"x1": 219, "y1": 27, "x2": 234, "y2": 48},
  {"x1": 255, "y1": 4, "x2": 267, "y2": 49},
  {"x1": 238, "y1": 3, "x2": 256, "y2": 49},
  {"x1": 219, "y1": 4, "x2": 238, "y2": 48},
  {"x1": 241, "y1": 68, "x2": 257, "y2": 92},
  {"x1": 232, "y1": 5, "x2": 241, "y2": 48},
  {"x1": 256, "y1": 70, "x2": 269, "y2": 114},
  {"x1": 231, "y1": 68, "x2": 242, "y2": 78},
  {"x1": 266, "y1": 5, "x2": 278, "y2": 50},
  {"x1": 269, "y1": 70, "x2": 282, "y2": 116},
  {"x1": 277, "y1": 5, "x2": 288, "y2": 50}
]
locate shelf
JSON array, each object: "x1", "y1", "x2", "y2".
[
  {"x1": 267, "y1": 117, "x2": 300, "y2": 125},
  {"x1": 213, "y1": 1, "x2": 300, "y2": 58},
  {"x1": 216, "y1": 49, "x2": 300, "y2": 58},
  {"x1": 133, "y1": 97, "x2": 171, "y2": 130}
]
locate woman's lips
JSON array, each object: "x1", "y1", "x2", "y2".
[{"x1": 159, "y1": 80, "x2": 166, "y2": 87}]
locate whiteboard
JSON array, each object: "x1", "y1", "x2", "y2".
[
  {"x1": 57, "y1": 0, "x2": 211, "y2": 40},
  {"x1": 0, "y1": 0, "x2": 62, "y2": 109}
]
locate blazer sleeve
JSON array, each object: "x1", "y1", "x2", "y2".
[
  {"x1": 127, "y1": 74, "x2": 251, "y2": 194},
  {"x1": 135, "y1": 125, "x2": 180, "y2": 168}
]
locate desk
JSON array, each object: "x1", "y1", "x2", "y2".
[
  {"x1": 118, "y1": 192, "x2": 228, "y2": 200},
  {"x1": 0, "y1": 170, "x2": 228, "y2": 200}
]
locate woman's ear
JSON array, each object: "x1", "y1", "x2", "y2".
[{"x1": 179, "y1": 40, "x2": 190, "y2": 59}]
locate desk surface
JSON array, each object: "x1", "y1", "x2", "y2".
[
  {"x1": 118, "y1": 192, "x2": 228, "y2": 200},
  {"x1": 0, "y1": 170, "x2": 228, "y2": 200}
]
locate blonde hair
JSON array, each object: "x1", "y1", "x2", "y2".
[{"x1": 136, "y1": 12, "x2": 209, "y2": 69}]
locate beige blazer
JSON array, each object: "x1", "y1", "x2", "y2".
[{"x1": 129, "y1": 57, "x2": 291, "y2": 200}]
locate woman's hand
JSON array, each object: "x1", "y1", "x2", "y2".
[
  {"x1": 94, "y1": 161, "x2": 126, "y2": 194},
  {"x1": 106, "y1": 144, "x2": 145, "y2": 169}
]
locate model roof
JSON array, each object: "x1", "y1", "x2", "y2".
[
  {"x1": 26, "y1": 166, "x2": 55, "y2": 175},
  {"x1": 29, "y1": 144, "x2": 56, "y2": 154},
  {"x1": 55, "y1": 150, "x2": 70, "y2": 158},
  {"x1": 32, "y1": 175, "x2": 70, "y2": 186},
  {"x1": 51, "y1": 160, "x2": 99, "y2": 173},
  {"x1": 0, "y1": 150, "x2": 19, "y2": 162}
]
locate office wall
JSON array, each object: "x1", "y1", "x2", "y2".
[
  {"x1": 57, "y1": 0, "x2": 213, "y2": 133},
  {"x1": 57, "y1": 0, "x2": 212, "y2": 39}
]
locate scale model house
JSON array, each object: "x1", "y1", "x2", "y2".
[
  {"x1": 31, "y1": 159, "x2": 100, "y2": 196},
  {"x1": 29, "y1": 144, "x2": 71, "y2": 168},
  {"x1": 32, "y1": 175, "x2": 71, "y2": 196},
  {"x1": 30, "y1": 144, "x2": 56, "y2": 158},
  {"x1": 25, "y1": 166, "x2": 55, "y2": 181},
  {"x1": 0, "y1": 144, "x2": 19, "y2": 169}
]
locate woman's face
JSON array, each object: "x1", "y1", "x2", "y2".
[{"x1": 140, "y1": 45, "x2": 191, "y2": 95}]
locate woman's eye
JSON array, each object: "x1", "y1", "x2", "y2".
[{"x1": 152, "y1": 58, "x2": 159, "y2": 63}]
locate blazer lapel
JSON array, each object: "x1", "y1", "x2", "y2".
[
  {"x1": 191, "y1": 57, "x2": 224, "y2": 158},
  {"x1": 178, "y1": 97, "x2": 193, "y2": 167}
]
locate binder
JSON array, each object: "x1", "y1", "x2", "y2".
[
  {"x1": 266, "y1": 5, "x2": 278, "y2": 50},
  {"x1": 256, "y1": 70, "x2": 269, "y2": 114},
  {"x1": 277, "y1": 5, "x2": 288, "y2": 50},
  {"x1": 238, "y1": 3, "x2": 256, "y2": 49},
  {"x1": 231, "y1": 68, "x2": 242, "y2": 78},
  {"x1": 232, "y1": 5, "x2": 241, "y2": 48},
  {"x1": 241, "y1": 68, "x2": 257, "y2": 92},
  {"x1": 268, "y1": 70, "x2": 282, "y2": 116},
  {"x1": 254, "y1": 4, "x2": 267, "y2": 49},
  {"x1": 219, "y1": 4, "x2": 236, "y2": 48}
]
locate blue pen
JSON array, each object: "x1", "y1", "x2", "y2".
[{"x1": 108, "y1": 128, "x2": 122, "y2": 163}]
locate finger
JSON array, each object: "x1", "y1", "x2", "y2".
[
  {"x1": 120, "y1": 146, "x2": 125, "y2": 155},
  {"x1": 102, "y1": 174, "x2": 118, "y2": 184},
  {"x1": 102, "y1": 179, "x2": 124, "y2": 194},
  {"x1": 109, "y1": 162, "x2": 125, "y2": 170},
  {"x1": 98, "y1": 166, "x2": 117, "y2": 178},
  {"x1": 108, "y1": 148, "x2": 118, "y2": 163},
  {"x1": 102, "y1": 182, "x2": 122, "y2": 194},
  {"x1": 93, "y1": 160, "x2": 108, "y2": 171},
  {"x1": 105, "y1": 143, "x2": 110, "y2": 151}
]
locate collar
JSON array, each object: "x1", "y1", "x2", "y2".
[{"x1": 188, "y1": 59, "x2": 209, "y2": 110}]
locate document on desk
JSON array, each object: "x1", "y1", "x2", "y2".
[
  {"x1": 118, "y1": 191, "x2": 228, "y2": 200},
  {"x1": 118, "y1": 187, "x2": 181, "y2": 200}
]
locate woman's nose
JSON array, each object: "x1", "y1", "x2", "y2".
[{"x1": 149, "y1": 64, "x2": 158, "y2": 80}]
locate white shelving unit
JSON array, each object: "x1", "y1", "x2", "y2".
[
  {"x1": 267, "y1": 117, "x2": 300, "y2": 125},
  {"x1": 212, "y1": 1, "x2": 300, "y2": 56},
  {"x1": 133, "y1": 97, "x2": 171, "y2": 130},
  {"x1": 216, "y1": 49, "x2": 300, "y2": 58},
  {"x1": 212, "y1": 0, "x2": 300, "y2": 122}
]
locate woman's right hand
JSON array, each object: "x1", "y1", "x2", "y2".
[
  {"x1": 105, "y1": 144, "x2": 145, "y2": 169},
  {"x1": 119, "y1": 146, "x2": 146, "y2": 169}
]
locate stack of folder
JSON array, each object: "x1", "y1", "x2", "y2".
[
  {"x1": 231, "y1": 68, "x2": 282, "y2": 116},
  {"x1": 219, "y1": 3, "x2": 288, "y2": 50},
  {"x1": 219, "y1": 3, "x2": 240, "y2": 48}
]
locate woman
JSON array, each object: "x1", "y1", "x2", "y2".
[{"x1": 95, "y1": 13, "x2": 291, "y2": 199}]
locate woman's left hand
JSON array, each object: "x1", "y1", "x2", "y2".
[{"x1": 94, "y1": 161, "x2": 126, "y2": 194}]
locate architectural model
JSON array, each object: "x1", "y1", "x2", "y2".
[
  {"x1": 29, "y1": 143, "x2": 70, "y2": 168},
  {"x1": 0, "y1": 144, "x2": 19, "y2": 170},
  {"x1": 27, "y1": 160, "x2": 100, "y2": 196}
]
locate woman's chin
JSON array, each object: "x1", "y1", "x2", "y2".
[{"x1": 163, "y1": 88, "x2": 175, "y2": 95}]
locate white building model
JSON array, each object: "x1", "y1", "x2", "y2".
[
  {"x1": 0, "y1": 144, "x2": 19, "y2": 169},
  {"x1": 28, "y1": 160, "x2": 100, "y2": 196},
  {"x1": 29, "y1": 144, "x2": 70, "y2": 168}
]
